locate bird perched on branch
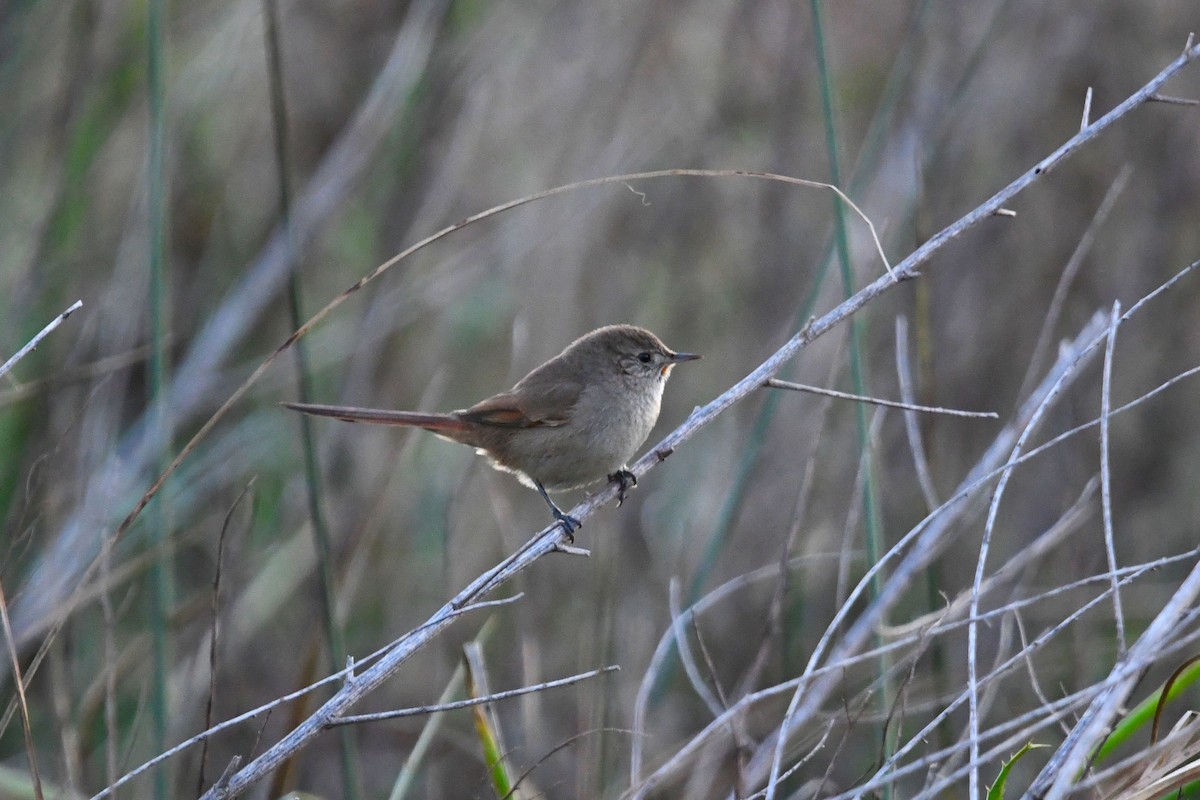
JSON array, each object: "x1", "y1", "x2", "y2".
[{"x1": 284, "y1": 324, "x2": 699, "y2": 537}]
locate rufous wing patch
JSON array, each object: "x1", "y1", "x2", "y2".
[{"x1": 461, "y1": 391, "x2": 570, "y2": 428}]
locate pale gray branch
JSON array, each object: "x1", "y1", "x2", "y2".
[
  {"x1": 1100, "y1": 301, "x2": 1127, "y2": 654},
  {"x1": 327, "y1": 665, "x2": 618, "y2": 727},
  {"x1": 766, "y1": 377, "x2": 998, "y2": 418},
  {"x1": 894, "y1": 316, "x2": 940, "y2": 511},
  {"x1": 0, "y1": 300, "x2": 83, "y2": 381}
]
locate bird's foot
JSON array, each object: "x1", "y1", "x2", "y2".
[
  {"x1": 535, "y1": 479, "x2": 581, "y2": 542},
  {"x1": 609, "y1": 469, "x2": 638, "y2": 507},
  {"x1": 552, "y1": 508, "x2": 581, "y2": 542}
]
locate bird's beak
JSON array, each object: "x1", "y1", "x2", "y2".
[{"x1": 661, "y1": 350, "x2": 700, "y2": 377}]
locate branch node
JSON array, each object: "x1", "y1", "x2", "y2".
[
  {"x1": 552, "y1": 543, "x2": 591, "y2": 557},
  {"x1": 993, "y1": 207, "x2": 1018, "y2": 218},
  {"x1": 212, "y1": 756, "x2": 242, "y2": 796},
  {"x1": 654, "y1": 446, "x2": 675, "y2": 462}
]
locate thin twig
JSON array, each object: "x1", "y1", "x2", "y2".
[
  {"x1": 835, "y1": 408, "x2": 885, "y2": 607},
  {"x1": 503, "y1": 727, "x2": 633, "y2": 800},
  {"x1": 1013, "y1": 610, "x2": 1071, "y2": 737},
  {"x1": 1100, "y1": 302, "x2": 1127, "y2": 654},
  {"x1": 328, "y1": 665, "x2": 618, "y2": 726},
  {"x1": 0, "y1": 300, "x2": 83, "y2": 381},
  {"x1": 668, "y1": 578, "x2": 724, "y2": 718},
  {"x1": 1148, "y1": 93, "x2": 1200, "y2": 105},
  {"x1": 689, "y1": 609, "x2": 749, "y2": 794},
  {"x1": 743, "y1": 721, "x2": 835, "y2": 799},
  {"x1": 950, "y1": 613, "x2": 1018, "y2": 794},
  {"x1": 551, "y1": 543, "x2": 591, "y2": 557},
  {"x1": 895, "y1": 316, "x2": 940, "y2": 511},
  {"x1": 767, "y1": 377, "x2": 998, "y2": 418}
]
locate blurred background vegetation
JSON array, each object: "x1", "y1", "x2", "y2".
[{"x1": 2, "y1": 0, "x2": 1199, "y2": 797}]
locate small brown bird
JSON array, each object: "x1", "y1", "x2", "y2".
[{"x1": 284, "y1": 324, "x2": 699, "y2": 535}]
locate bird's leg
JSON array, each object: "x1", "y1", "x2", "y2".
[
  {"x1": 535, "y1": 481, "x2": 580, "y2": 541},
  {"x1": 609, "y1": 469, "x2": 638, "y2": 506}
]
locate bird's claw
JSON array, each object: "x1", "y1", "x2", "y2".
[
  {"x1": 553, "y1": 509, "x2": 581, "y2": 542},
  {"x1": 610, "y1": 470, "x2": 638, "y2": 507}
]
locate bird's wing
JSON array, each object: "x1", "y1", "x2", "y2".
[{"x1": 458, "y1": 380, "x2": 582, "y2": 428}]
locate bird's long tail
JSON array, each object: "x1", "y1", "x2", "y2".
[{"x1": 281, "y1": 402, "x2": 471, "y2": 434}]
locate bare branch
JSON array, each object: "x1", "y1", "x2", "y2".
[
  {"x1": 327, "y1": 665, "x2": 618, "y2": 726},
  {"x1": 894, "y1": 316, "x2": 940, "y2": 511},
  {"x1": 1100, "y1": 302, "x2": 1127, "y2": 654},
  {"x1": 0, "y1": 299, "x2": 83, "y2": 381},
  {"x1": 766, "y1": 377, "x2": 998, "y2": 418}
]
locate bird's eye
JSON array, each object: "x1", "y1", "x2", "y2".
[{"x1": 637, "y1": 352, "x2": 653, "y2": 364}]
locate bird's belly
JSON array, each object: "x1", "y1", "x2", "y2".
[{"x1": 486, "y1": 419, "x2": 647, "y2": 492}]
